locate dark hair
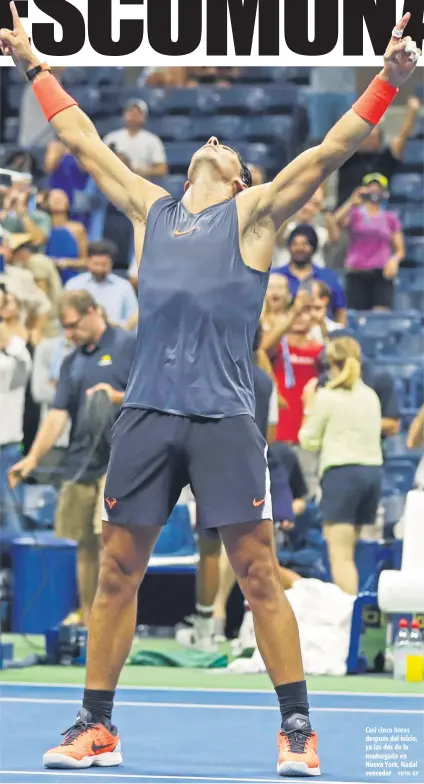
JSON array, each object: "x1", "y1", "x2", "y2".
[
  {"x1": 287, "y1": 224, "x2": 318, "y2": 253},
  {"x1": 59, "y1": 290, "x2": 98, "y2": 316},
  {"x1": 313, "y1": 280, "x2": 331, "y2": 300},
  {"x1": 234, "y1": 150, "x2": 252, "y2": 188},
  {"x1": 87, "y1": 240, "x2": 118, "y2": 261}
]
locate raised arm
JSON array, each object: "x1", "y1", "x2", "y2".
[
  {"x1": 240, "y1": 15, "x2": 420, "y2": 237},
  {"x1": 0, "y1": 3, "x2": 167, "y2": 221}
]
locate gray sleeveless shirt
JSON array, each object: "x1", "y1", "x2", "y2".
[{"x1": 124, "y1": 196, "x2": 269, "y2": 418}]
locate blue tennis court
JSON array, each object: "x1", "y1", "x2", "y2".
[{"x1": 0, "y1": 684, "x2": 423, "y2": 784}]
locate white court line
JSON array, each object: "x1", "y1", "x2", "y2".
[
  {"x1": 0, "y1": 775, "x2": 375, "y2": 784},
  {"x1": 0, "y1": 682, "x2": 423, "y2": 698},
  {"x1": 1, "y1": 697, "x2": 423, "y2": 714}
]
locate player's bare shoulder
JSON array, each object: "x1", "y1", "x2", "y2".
[{"x1": 128, "y1": 175, "x2": 169, "y2": 226}]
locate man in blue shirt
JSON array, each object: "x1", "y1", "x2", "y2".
[
  {"x1": 65, "y1": 241, "x2": 138, "y2": 328},
  {"x1": 274, "y1": 225, "x2": 347, "y2": 324}
]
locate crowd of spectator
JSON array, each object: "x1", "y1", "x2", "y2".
[{"x1": 1, "y1": 65, "x2": 423, "y2": 634}]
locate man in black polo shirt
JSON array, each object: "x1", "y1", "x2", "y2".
[
  {"x1": 9, "y1": 290, "x2": 136, "y2": 627},
  {"x1": 337, "y1": 96, "x2": 421, "y2": 206}
]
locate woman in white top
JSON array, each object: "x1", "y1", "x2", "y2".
[{"x1": 299, "y1": 337, "x2": 383, "y2": 595}]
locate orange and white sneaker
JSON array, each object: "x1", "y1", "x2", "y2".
[
  {"x1": 43, "y1": 709, "x2": 122, "y2": 769},
  {"x1": 277, "y1": 713, "x2": 320, "y2": 777}
]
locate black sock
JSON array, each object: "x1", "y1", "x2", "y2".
[
  {"x1": 82, "y1": 689, "x2": 115, "y2": 725},
  {"x1": 275, "y1": 681, "x2": 309, "y2": 728}
]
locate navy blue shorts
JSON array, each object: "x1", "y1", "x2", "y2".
[
  {"x1": 320, "y1": 465, "x2": 382, "y2": 526},
  {"x1": 103, "y1": 408, "x2": 272, "y2": 531}
]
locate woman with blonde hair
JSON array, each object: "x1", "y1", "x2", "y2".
[
  {"x1": 299, "y1": 335, "x2": 383, "y2": 595},
  {"x1": 27, "y1": 253, "x2": 63, "y2": 338}
]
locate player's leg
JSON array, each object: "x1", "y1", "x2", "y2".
[
  {"x1": 221, "y1": 520, "x2": 320, "y2": 777},
  {"x1": 190, "y1": 415, "x2": 320, "y2": 777},
  {"x1": 43, "y1": 409, "x2": 188, "y2": 770},
  {"x1": 213, "y1": 546, "x2": 236, "y2": 637}
]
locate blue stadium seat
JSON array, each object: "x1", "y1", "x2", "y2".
[
  {"x1": 152, "y1": 505, "x2": 196, "y2": 558},
  {"x1": 260, "y1": 85, "x2": 299, "y2": 113},
  {"x1": 244, "y1": 115, "x2": 295, "y2": 142},
  {"x1": 395, "y1": 330, "x2": 424, "y2": 358},
  {"x1": 357, "y1": 332, "x2": 397, "y2": 358},
  {"x1": 89, "y1": 67, "x2": 125, "y2": 87},
  {"x1": 412, "y1": 115, "x2": 424, "y2": 138},
  {"x1": 202, "y1": 86, "x2": 268, "y2": 115},
  {"x1": 402, "y1": 206, "x2": 424, "y2": 233},
  {"x1": 235, "y1": 142, "x2": 272, "y2": 169},
  {"x1": 394, "y1": 289, "x2": 424, "y2": 312},
  {"x1": 161, "y1": 89, "x2": 203, "y2": 115},
  {"x1": 165, "y1": 142, "x2": 200, "y2": 171},
  {"x1": 239, "y1": 67, "x2": 283, "y2": 83},
  {"x1": 383, "y1": 460, "x2": 416, "y2": 494},
  {"x1": 61, "y1": 68, "x2": 89, "y2": 87},
  {"x1": 406, "y1": 237, "x2": 424, "y2": 265},
  {"x1": 356, "y1": 310, "x2": 422, "y2": 337},
  {"x1": 71, "y1": 86, "x2": 101, "y2": 116},
  {"x1": 147, "y1": 116, "x2": 193, "y2": 141},
  {"x1": 391, "y1": 173, "x2": 424, "y2": 202},
  {"x1": 381, "y1": 494, "x2": 407, "y2": 537},
  {"x1": 154, "y1": 175, "x2": 186, "y2": 200},
  {"x1": 6, "y1": 84, "x2": 24, "y2": 113},
  {"x1": 124, "y1": 88, "x2": 166, "y2": 115},
  {"x1": 3, "y1": 117, "x2": 19, "y2": 144},
  {"x1": 190, "y1": 115, "x2": 244, "y2": 141},
  {"x1": 384, "y1": 433, "x2": 422, "y2": 460},
  {"x1": 403, "y1": 139, "x2": 424, "y2": 168},
  {"x1": 374, "y1": 359, "x2": 423, "y2": 412},
  {"x1": 96, "y1": 116, "x2": 123, "y2": 137}
]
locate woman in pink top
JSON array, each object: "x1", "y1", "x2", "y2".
[{"x1": 335, "y1": 173, "x2": 405, "y2": 310}]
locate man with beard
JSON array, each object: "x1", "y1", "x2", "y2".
[{"x1": 274, "y1": 224, "x2": 347, "y2": 324}]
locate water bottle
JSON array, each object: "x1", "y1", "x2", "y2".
[
  {"x1": 393, "y1": 618, "x2": 410, "y2": 680},
  {"x1": 405, "y1": 620, "x2": 424, "y2": 682}
]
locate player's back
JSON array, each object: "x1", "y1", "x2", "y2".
[{"x1": 124, "y1": 196, "x2": 269, "y2": 418}]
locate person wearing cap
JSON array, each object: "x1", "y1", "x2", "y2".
[
  {"x1": 335, "y1": 173, "x2": 405, "y2": 310},
  {"x1": 273, "y1": 224, "x2": 347, "y2": 324},
  {"x1": 103, "y1": 100, "x2": 168, "y2": 179},
  {"x1": 0, "y1": 233, "x2": 52, "y2": 340}
]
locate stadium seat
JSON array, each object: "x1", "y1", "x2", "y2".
[
  {"x1": 374, "y1": 360, "x2": 424, "y2": 412},
  {"x1": 89, "y1": 67, "x2": 125, "y2": 87},
  {"x1": 61, "y1": 68, "x2": 89, "y2": 87},
  {"x1": 356, "y1": 332, "x2": 397, "y2": 358},
  {"x1": 234, "y1": 142, "x2": 272, "y2": 169},
  {"x1": 153, "y1": 175, "x2": 186, "y2": 200},
  {"x1": 356, "y1": 310, "x2": 422, "y2": 337},
  {"x1": 165, "y1": 142, "x2": 201, "y2": 171},
  {"x1": 412, "y1": 115, "x2": 424, "y2": 138},
  {"x1": 383, "y1": 460, "x2": 416, "y2": 495},
  {"x1": 162, "y1": 89, "x2": 204, "y2": 115},
  {"x1": 390, "y1": 173, "x2": 424, "y2": 202},
  {"x1": 403, "y1": 139, "x2": 424, "y2": 168},
  {"x1": 5, "y1": 84, "x2": 25, "y2": 113},
  {"x1": 3, "y1": 117, "x2": 19, "y2": 144},
  {"x1": 244, "y1": 115, "x2": 295, "y2": 142},
  {"x1": 152, "y1": 505, "x2": 196, "y2": 559},
  {"x1": 384, "y1": 432, "x2": 422, "y2": 460},
  {"x1": 71, "y1": 86, "x2": 101, "y2": 116},
  {"x1": 202, "y1": 86, "x2": 268, "y2": 115},
  {"x1": 395, "y1": 330, "x2": 424, "y2": 359},
  {"x1": 402, "y1": 206, "x2": 424, "y2": 233},
  {"x1": 260, "y1": 85, "x2": 299, "y2": 113},
  {"x1": 190, "y1": 115, "x2": 244, "y2": 141},
  {"x1": 239, "y1": 67, "x2": 283, "y2": 83},
  {"x1": 95, "y1": 116, "x2": 123, "y2": 137},
  {"x1": 406, "y1": 237, "x2": 424, "y2": 265},
  {"x1": 147, "y1": 116, "x2": 193, "y2": 141}
]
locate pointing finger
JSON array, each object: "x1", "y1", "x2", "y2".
[
  {"x1": 391, "y1": 12, "x2": 410, "y2": 42},
  {"x1": 10, "y1": 2, "x2": 23, "y2": 29}
]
